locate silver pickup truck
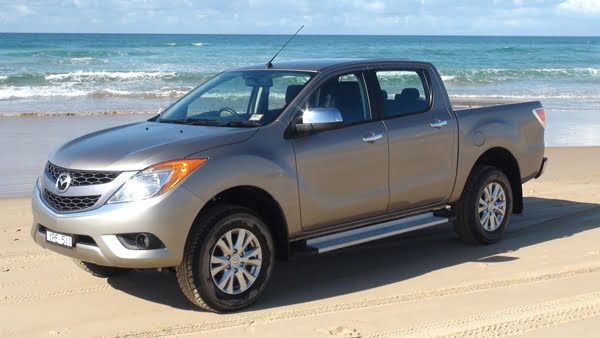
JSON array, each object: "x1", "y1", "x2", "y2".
[{"x1": 31, "y1": 58, "x2": 547, "y2": 312}]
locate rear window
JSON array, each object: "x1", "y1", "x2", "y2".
[{"x1": 374, "y1": 70, "x2": 431, "y2": 118}]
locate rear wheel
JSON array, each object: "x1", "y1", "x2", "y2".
[
  {"x1": 73, "y1": 259, "x2": 130, "y2": 278},
  {"x1": 453, "y1": 165, "x2": 513, "y2": 245},
  {"x1": 176, "y1": 205, "x2": 274, "y2": 312}
]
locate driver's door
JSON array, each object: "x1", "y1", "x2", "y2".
[{"x1": 291, "y1": 72, "x2": 389, "y2": 231}]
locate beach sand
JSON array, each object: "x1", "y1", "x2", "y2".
[{"x1": 1, "y1": 146, "x2": 599, "y2": 337}]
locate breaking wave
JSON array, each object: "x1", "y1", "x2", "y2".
[
  {"x1": 0, "y1": 71, "x2": 210, "y2": 86},
  {"x1": 44, "y1": 71, "x2": 178, "y2": 82},
  {"x1": 439, "y1": 67, "x2": 600, "y2": 84},
  {"x1": 0, "y1": 86, "x2": 191, "y2": 100},
  {"x1": 374, "y1": 67, "x2": 600, "y2": 85}
]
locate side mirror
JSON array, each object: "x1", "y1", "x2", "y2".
[{"x1": 295, "y1": 108, "x2": 344, "y2": 136}]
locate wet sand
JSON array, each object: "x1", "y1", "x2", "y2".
[
  {"x1": 1, "y1": 147, "x2": 600, "y2": 337},
  {"x1": 0, "y1": 114, "x2": 154, "y2": 197}
]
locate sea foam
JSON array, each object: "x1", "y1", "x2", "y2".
[{"x1": 44, "y1": 71, "x2": 177, "y2": 82}]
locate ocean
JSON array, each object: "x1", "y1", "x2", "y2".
[{"x1": 1, "y1": 33, "x2": 599, "y2": 114}]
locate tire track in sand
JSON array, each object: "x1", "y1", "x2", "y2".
[
  {"x1": 370, "y1": 291, "x2": 600, "y2": 337},
  {"x1": 0, "y1": 273, "x2": 84, "y2": 288},
  {"x1": 0, "y1": 252, "x2": 55, "y2": 263},
  {"x1": 0, "y1": 285, "x2": 110, "y2": 304},
  {"x1": 0, "y1": 252, "x2": 60, "y2": 272},
  {"x1": 113, "y1": 264, "x2": 600, "y2": 337}
]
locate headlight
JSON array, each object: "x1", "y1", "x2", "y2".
[{"x1": 108, "y1": 158, "x2": 207, "y2": 204}]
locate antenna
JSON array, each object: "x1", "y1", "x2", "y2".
[{"x1": 265, "y1": 25, "x2": 304, "y2": 69}]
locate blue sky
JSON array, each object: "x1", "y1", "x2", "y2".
[{"x1": 0, "y1": 0, "x2": 599, "y2": 36}]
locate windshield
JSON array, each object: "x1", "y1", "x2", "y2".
[{"x1": 156, "y1": 70, "x2": 314, "y2": 127}]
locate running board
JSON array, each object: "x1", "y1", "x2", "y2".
[{"x1": 305, "y1": 213, "x2": 448, "y2": 253}]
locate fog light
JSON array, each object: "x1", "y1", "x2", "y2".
[
  {"x1": 117, "y1": 233, "x2": 165, "y2": 250},
  {"x1": 136, "y1": 233, "x2": 151, "y2": 249}
]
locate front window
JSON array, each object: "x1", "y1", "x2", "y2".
[
  {"x1": 303, "y1": 72, "x2": 370, "y2": 125},
  {"x1": 157, "y1": 70, "x2": 314, "y2": 127}
]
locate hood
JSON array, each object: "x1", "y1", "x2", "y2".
[{"x1": 50, "y1": 121, "x2": 258, "y2": 171}]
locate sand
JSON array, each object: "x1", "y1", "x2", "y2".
[{"x1": 1, "y1": 146, "x2": 600, "y2": 337}]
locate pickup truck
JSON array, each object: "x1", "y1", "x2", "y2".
[{"x1": 31, "y1": 58, "x2": 547, "y2": 312}]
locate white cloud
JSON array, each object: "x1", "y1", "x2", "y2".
[
  {"x1": 558, "y1": 0, "x2": 600, "y2": 15},
  {"x1": 338, "y1": 0, "x2": 386, "y2": 13},
  {"x1": 360, "y1": 0, "x2": 386, "y2": 12},
  {"x1": 15, "y1": 4, "x2": 33, "y2": 15},
  {"x1": 0, "y1": 0, "x2": 598, "y2": 36}
]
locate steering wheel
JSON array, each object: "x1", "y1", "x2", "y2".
[{"x1": 217, "y1": 107, "x2": 241, "y2": 119}]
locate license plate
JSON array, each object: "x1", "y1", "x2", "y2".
[{"x1": 46, "y1": 230, "x2": 74, "y2": 248}]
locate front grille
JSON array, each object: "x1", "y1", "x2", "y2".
[
  {"x1": 47, "y1": 162, "x2": 120, "y2": 186},
  {"x1": 43, "y1": 189, "x2": 101, "y2": 212}
]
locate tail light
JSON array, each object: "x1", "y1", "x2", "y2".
[{"x1": 532, "y1": 108, "x2": 546, "y2": 128}]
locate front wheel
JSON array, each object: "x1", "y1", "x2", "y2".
[
  {"x1": 453, "y1": 166, "x2": 513, "y2": 245},
  {"x1": 176, "y1": 205, "x2": 274, "y2": 312}
]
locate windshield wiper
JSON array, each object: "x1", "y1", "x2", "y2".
[
  {"x1": 158, "y1": 118, "x2": 221, "y2": 125},
  {"x1": 158, "y1": 118, "x2": 260, "y2": 128},
  {"x1": 217, "y1": 120, "x2": 261, "y2": 128}
]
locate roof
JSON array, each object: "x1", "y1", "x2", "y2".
[{"x1": 232, "y1": 58, "x2": 413, "y2": 72}]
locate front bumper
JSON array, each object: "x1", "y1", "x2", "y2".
[{"x1": 31, "y1": 183, "x2": 205, "y2": 268}]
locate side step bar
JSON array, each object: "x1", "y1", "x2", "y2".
[{"x1": 305, "y1": 213, "x2": 448, "y2": 253}]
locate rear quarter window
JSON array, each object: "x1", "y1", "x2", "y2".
[{"x1": 374, "y1": 70, "x2": 431, "y2": 118}]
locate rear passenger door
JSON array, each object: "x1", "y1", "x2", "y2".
[
  {"x1": 291, "y1": 71, "x2": 389, "y2": 230},
  {"x1": 368, "y1": 68, "x2": 457, "y2": 212}
]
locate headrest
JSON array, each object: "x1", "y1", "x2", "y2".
[
  {"x1": 330, "y1": 81, "x2": 361, "y2": 97},
  {"x1": 395, "y1": 88, "x2": 420, "y2": 101},
  {"x1": 285, "y1": 85, "x2": 304, "y2": 104},
  {"x1": 380, "y1": 90, "x2": 388, "y2": 100}
]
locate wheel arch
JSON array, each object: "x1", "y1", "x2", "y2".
[
  {"x1": 465, "y1": 147, "x2": 523, "y2": 214},
  {"x1": 194, "y1": 185, "x2": 290, "y2": 260}
]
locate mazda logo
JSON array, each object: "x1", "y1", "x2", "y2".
[{"x1": 55, "y1": 172, "x2": 72, "y2": 193}]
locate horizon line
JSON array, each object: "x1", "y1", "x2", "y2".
[{"x1": 1, "y1": 32, "x2": 599, "y2": 38}]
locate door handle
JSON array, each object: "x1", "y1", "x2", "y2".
[
  {"x1": 429, "y1": 119, "x2": 448, "y2": 129},
  {"x1": 362, "y1": 133, "x2": 383, "y2": 143}
]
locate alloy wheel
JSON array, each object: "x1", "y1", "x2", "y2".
[
  {"x1": 478, "y1": 182, "x2": 507, "y2": 232},
  {"x1": 210, "y1": 228, "x2": 262, "y2": 294}
]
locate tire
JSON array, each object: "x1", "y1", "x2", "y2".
[
  {"x1": 453, "y1": 165, "x2": 513, "y2": 245},
  {"x1": 73, "y1": 259, "x2": 131, "y2": 278},
  {"x1": 176, "y1": 205, "x2": 275, "y2": 312}
]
